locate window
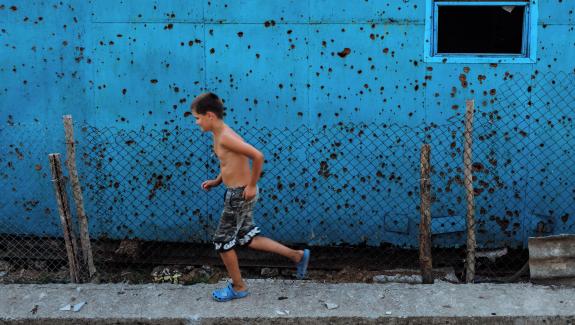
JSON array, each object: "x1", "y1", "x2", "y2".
[{"x1": 424, "y1": 0, "x2": 538, "y2": 63}]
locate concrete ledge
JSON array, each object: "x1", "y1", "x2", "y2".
[
  {"x1": 2, "y1": 316, "x2": 575, "y2": 325},
  {"x1": 1, "y1": 280, "x2": 574, "y2": 324}
]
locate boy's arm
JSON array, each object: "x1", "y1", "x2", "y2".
[
  {"x1": 202, "y1": 172, "x2": 222, "y2": 190},
  {"x1": 220, "y1": 134, "x2": 264, "y2": 187},
  {"x1": 213, "y1": 172, "x2": 223, "y2": 185}
]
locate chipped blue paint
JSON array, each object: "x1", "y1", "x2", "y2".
[{"x1": 0, "y1": 0, "x2": 573, "y2": 250}]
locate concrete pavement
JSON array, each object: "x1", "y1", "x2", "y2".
[{"x1": 1, "y1": 279, "x2": 574, "y2": 324}]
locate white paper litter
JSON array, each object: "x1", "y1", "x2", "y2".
[
  {"x1": 59, "y1": 302, "x2": 86, "y2": 312},
  {"x1": 502, "y1": 6, "x2": 515, "y2": 13}
]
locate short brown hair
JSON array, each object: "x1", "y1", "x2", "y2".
[{"x1": 191, "y1": 92, "x2": 224, "y2": 119}]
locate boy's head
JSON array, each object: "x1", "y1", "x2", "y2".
[
  {"x1": 191, "y1": 92, "x2": 224, "y2": 119},
  {"x1": 190, "y1": 92, "x2": 225, "y2": 131}
]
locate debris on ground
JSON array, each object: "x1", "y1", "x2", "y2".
[
  {"x1": 150, "y1": 265, "x2": 221, "y2": 285},
  {"x1": 0, "y1": 261, "x2": 13, "y2": 272},
  {"x1": 114, "y1": 239, "x2": 142, "y2": 259},
  {"x1": 180, "y1": 265, "x2": 220, "y2": 284},
  {"x1": 324, "y1": 302, "x2": 339, "y2": 310},
  {"x1": 373, "y1": 274, "x2": 422, "y2": 284},
  {"x1": 59, "y1": 302, "x2": 86, "y2": 312},
  {"x1": 151, "y1": 266, "x2": 182, "y2": 284},
  {"x1": 476, "y1": 247, "x2": 508, "y2": 263},
  {"x1": 261, "y1": 267, "x2": 279, "y2": 277},
  {"x1": 0, "y1": 266, "x2": 68, "y2": 284},
  {"x1": 372, "y1": 268, "x2": 460, "y2": 284}
]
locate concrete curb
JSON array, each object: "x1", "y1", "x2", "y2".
[
  {"x1": 2, "y1": 316, "x2": 575, "y2": 325},
  {"x1": 1, "y1": 280, "x2": 574, "y2": 324}
]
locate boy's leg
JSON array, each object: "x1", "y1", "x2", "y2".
[
  {"x1": 219, "y1": 249, "x2": 247, "y2": 292},
  {"x1": 236, "y1": 193, "x2": 304, "y2": 263},
  {"x1": 247, "y1": 236, "x2": 304, "y2": 263},
  {"x1": 214, "y1": 188, "x2": 250, "y2": 292}
]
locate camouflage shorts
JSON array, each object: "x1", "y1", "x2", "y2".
[{"x1": 213, "y1": 186, "x2": 261, "y2": 252}]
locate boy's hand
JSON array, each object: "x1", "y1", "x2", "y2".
[
  {"x1": 243, "y1": 185, "x2": 258, "y2": 201},
  {"x1": 201, "y1": 180, "x2": 219, "y2": 191}
]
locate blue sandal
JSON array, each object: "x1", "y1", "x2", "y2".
[
  {"x1": 296, "y1": 249, "x2": 311, "y2": 279},
  {"x1": 212, "y1": 282, "x2": 249, "y2": 302}
]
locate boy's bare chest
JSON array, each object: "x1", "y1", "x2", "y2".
[
  {"x1": 213, "y1": 142, "x2": 231, "y2": 162},
  {"x1": 213, "y1": 132, "x2": 243, "y2": 161}
]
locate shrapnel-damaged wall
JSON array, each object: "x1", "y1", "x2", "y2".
[{"x1": 1, "y1": 1, "x2": 574, "y2": 248}]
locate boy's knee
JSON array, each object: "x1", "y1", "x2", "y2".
[
  {"x1": 214, "y1": 238, "x2": 237, "y2": 252},
  {"x1": 237, "y1": 226, "x2": 261, "y2": 246}
]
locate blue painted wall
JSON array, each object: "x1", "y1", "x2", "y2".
[{"x1": 1, "y1": 1, "x2": 574, "y2": 249}]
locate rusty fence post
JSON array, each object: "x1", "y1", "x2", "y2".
[
  {"x1": 419, "y1": 143, "x2": 434, "y2": 284},
  {"x1": 464, "y1": 99, "x2": 477, "y2": 283},
  {"x1": 49, "y1": 153, "x2": 81, "y2": 283},
  {"x1": 63, "y1": 115, "x2": 97, "y2": 278}
]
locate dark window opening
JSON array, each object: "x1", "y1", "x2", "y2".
[{"x1": 437, "y1": 6, "x2": 525, "y2": 54}]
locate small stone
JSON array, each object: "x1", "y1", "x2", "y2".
[
  {"x1": 444, "y1": 273, "x2": 459, "y2": 283},
  {"x1": 181, "y1": 268, "x2": 210, "y2": 284},
  {"x1": 0, "y1": 261, "x2": 12, "y2": 272},
  {"x1": 31, "y1": 260, "x2": 47, "y2": 270},
  {"x1": 261, "y1": 267, "x2": 279, "y2": 277},
  {"x1": 325, "y1": 302, "x2": 339, "y2": 310},
  {"x1": 201, "y1": 265, "x2": 213, "y2": 274}
]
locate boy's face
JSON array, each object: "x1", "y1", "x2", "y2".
[{"x1": 192, "y1": 111, "x2": 213, "y2": 132}]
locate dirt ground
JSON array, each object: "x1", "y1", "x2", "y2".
[
  {"x1": 1, "y1": 238, "x2": 528, "y2": 285},
  {"x1": 0, "y1": 258, "x2": 462, "y2": 285}
]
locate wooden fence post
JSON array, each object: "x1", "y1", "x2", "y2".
[
  {"x1": 48, "y1": 153, "x2": 81, "y2": 283},
  {"x1": 419, "y1": 144, "x2": 434, "y2": 284},
  {"x1": 464, "y1": 99, "x2": 477, "y2": 283},
  {"x1": 63, "y1": 115, "x2": 97, "y2": 278}
]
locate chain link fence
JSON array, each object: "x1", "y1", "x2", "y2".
[
  {"x1": 1, "y1": 71, "x2": 574, "y2": 283},
  {"x1": 0, "y1": 124, "x2": 70, "y2": 282}
]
